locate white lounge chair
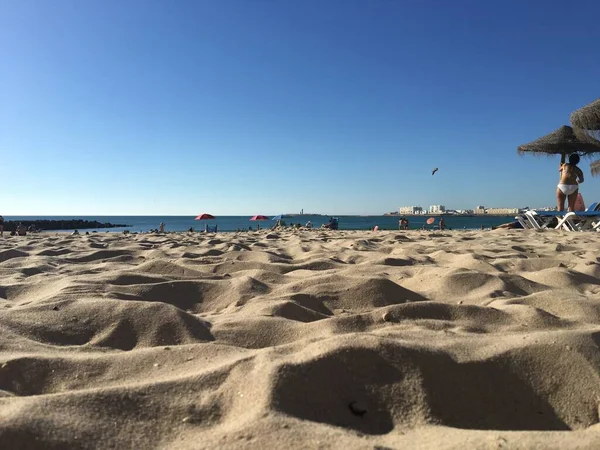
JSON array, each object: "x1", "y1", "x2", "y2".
[
  {"x1": 555, "y1": 203, "x2": 600, "y2": 231},
  {"x1": 515, "y1": 214, "x2": 532, "y2": 229},
  {"x1": 521, "y1": 203, "x2": 600, "y2": 231},
  {"x1": 521, "y1": 210, "x2": 563, "y2": 229}
]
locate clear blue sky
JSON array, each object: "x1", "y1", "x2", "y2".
[{"x1": 2, "y1": 0, "x2": 600, "y2": 215}]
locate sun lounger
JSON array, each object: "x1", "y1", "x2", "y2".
[
  {"x1": 521, "y1": 203, "x2": 600, "y2": 231},
  {"x1": 555, "y1": 210, "x2": 600, "y2": 231},
  {"x1": 553, "y1": 202, "x2": 600, "y2": 231},
  {"x1": 515, "y1": 214, "x2": 533, "y2": 229},
  {"x1": 521, "y1": 210, "x2": 563, "y2": 229}
]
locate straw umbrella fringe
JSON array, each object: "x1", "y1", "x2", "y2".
[
  {"x1": 591, "y1": 160, "x2": 600, "y2": 177},
  {"x1": 570, "y1": 98, "x2": 600, "y2": 146},
  {"x1": 517, "y1": 125, "x2": 600, "y2": 159}
]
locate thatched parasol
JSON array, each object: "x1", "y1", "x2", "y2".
[
  {"x1": 517, "y1": 125, "x2": 600, "y2": 162},
  {"x1": 591, "y1": 159, "x2": 600, "y2": 177},
  {"x1": 570, "y1": 98, "x2": 600, "y2": 145}
]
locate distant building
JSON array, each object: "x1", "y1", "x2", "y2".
[
  {"x1": 429, "y1": 205, "x2": 446, "y2": 214},
  {"x1": 475, "y1": 206, "x2": 486, "y2": 214},
  {"x1": 486, "y1": 208, "x2": 519, "y2": 215},
  {"x1": 399, "y1": 206, "x2": 424, "y2": 215}
]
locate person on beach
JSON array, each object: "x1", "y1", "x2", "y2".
[
  {"x1": 159, "y1": 222, "x2": 165, "y2": 233},
  {"x1": 17, "y1": 223, "x2": 27, "y2": 236},
  {"x1": 305, "y1": 220, "x2": 312, "y2": 229},
  {"x1": 439, "y1": 218, "x2": 445, "y2": 231},
  {"x1": 0, "y1": 215, "x2": 4, "y2": 236},
  {"x1": 492, "y1": 221, "x2": 523, "y2": 230},
  {"x1": 557, "y1": 153, "x2": 584, "y2": 212}
]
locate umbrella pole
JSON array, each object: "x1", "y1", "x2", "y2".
[{"x1": 560, "y1": 153, "x2": 566, "y2": 164}]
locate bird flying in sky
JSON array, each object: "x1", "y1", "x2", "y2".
[{"x1": 432, "y1": 167, "x2": 439, "y2": 176}]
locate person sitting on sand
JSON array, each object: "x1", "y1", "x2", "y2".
[
  {"x1": 557, "y1": 153, "x2": 584, "y2": 212},
  {"x1": 159, "y1": 222, "x2": 165, "y2": 233},
  {"x1": 491, "y1": 220, "x2": 523, "y2": 230},
  {"x1": 322, "y1": 217, "x2": 336, "y2": 229},
  {"x1": 16, "y1": 223, "x2": 27, "y2": 236}
]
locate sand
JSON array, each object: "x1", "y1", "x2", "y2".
[{"x1": 1, "y1": 228, "x2": 600, "y2": 449}]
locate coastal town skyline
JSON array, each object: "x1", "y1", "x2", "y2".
[{"x1": 391, "y1": 204, "x2": 559, "y2": 216}]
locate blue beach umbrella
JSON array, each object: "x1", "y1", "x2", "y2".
[{"x1": 272, "y1": 214, "x2": 283, "y2": 221}]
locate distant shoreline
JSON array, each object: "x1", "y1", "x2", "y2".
[{"x1": 384, "y1": 214, "x2": 518, "y2": 218}]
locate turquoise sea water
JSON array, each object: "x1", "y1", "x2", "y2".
[{"x1": 4, "y1": 215, "x2": 518, "y2": 232}]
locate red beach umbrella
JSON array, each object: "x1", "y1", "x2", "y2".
[
  {"x1": 426, "y1": 217, "x2": 435, "y2": 225},
  {"x1": 194, "y1": 213, "x2": 215, "y2": 220},
  {"x1": 250, "y1": 215, "x2": 269, "y2": 230},
  {"x1": 194, "y1": 213, "x2": 216, "y2": 232}
]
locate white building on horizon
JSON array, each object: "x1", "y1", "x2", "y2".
[
  {"x1": 429, "y1": 205, "x2": 445, "y2": 214},
  {"x1": 486, "y1": 207, "x2": 519, "y2": 215},
  {"x1": 475, "y1": 206, "x2": 486, "y2": 214},
  {"x1": 399, "y1": 206, "x2": 424, "y2": 215}
]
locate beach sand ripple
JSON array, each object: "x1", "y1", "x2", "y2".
[{"x1": 1, "y1": 230, "x2": 600, "y2": 449}]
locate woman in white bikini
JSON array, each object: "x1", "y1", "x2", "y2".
[{"x1": 557, "y1": 153, "x2": 584, "y2": 211}]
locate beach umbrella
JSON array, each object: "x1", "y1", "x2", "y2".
[
  {"x1": 517, "y1": 126, "x2": 600, "y2": 161},
  {"x1": 570, "y1": 98, "x2": 600, "y2": 146},
  {"x1": 194, "y1": 213, "x2": 215, "y2": 232},
  {"x1": 195, "y1": 213, "x2": 215, "y2": 220},
  {"x1": 426, "y1": 217, "x2": 435, "y2": 225},
  {"x1": 272, "y1": 214, "x2": 283, "y2": 221},
  {"x1": 250, "y1": 215, "x2": 270, "y2": 229}
]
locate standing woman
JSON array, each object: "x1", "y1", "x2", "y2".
[{"x1": 557, "y1": 153, "x2": 584, "y2": 211}]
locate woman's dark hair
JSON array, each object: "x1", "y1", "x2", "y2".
[{"x1": 569, "y1": 153, "x2": 581, "y2": 165}]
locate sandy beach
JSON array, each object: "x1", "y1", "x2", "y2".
[{"x1": 2, "y1": 229, "x2": 600, "y2": 449}]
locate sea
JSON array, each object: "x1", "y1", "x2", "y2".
[{"x1": 4, "y1": 215, "x2": 518, "y2": 233}]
